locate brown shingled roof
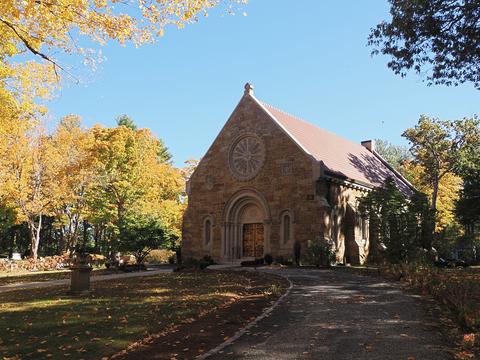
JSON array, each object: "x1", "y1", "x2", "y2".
[{"x1": 258, "y1": 100, "x2": 413, "y2": 196}]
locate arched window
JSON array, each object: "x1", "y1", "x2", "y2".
[
  {"x1": 331, "y1": 209, "x2": 339, "y2": 245},
  {"x1": 205, "y1": 220, "x2": 211, "y2": 245},
  {"x1": 355, "y1": 212, "x2": 368, "y2": 240},
  {"x1": 362, "y1": 218, "x2": 368, "y2": 240},
  {"x1": 360, "y1": 216, "x2": 368, "y2": 240},
  {"x1": 203, "y1": 217, "x2": 213, "y2": 247},
  {"x1": 283, "y1": 214, "x2": 291, "y2": 244},
  {"x1": 280, "y1": 211, "x2": 293, "y2": 245}
]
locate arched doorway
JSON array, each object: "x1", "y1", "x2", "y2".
[{"x1": 222, "y1": 189, "x2": 271, "y2": 262}]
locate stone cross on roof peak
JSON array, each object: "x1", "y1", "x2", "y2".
[{"x1": 244, "y1": 83, "x2": 254, "y2": 95}]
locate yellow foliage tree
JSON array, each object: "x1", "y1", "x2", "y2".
[
  {"x1": 400, "y1": 161, "x2": 462, "y2": 232},
  {"x1": 86, "y1": 124, "x2": 184, "y2": 253},
  {"x1": 0, "y1": 120, "x2": 63, "y2": 259},
  {"x1": 0, "y1": 0, "x2": 238, "y2": 258},
  {"x1": 0, "y1": 0, "x2": 246, "y2": 100},
  {"x1": 50, "y1": 115, "x2": 96, "y2": 251}
]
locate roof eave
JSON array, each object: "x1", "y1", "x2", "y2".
[{"x1": 322, "y1": 170, "x2": 374, "y2": 192}]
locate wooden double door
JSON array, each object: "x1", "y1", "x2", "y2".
[{"x1": 242, "y1": 223, "x2": 264, "y2": 258}]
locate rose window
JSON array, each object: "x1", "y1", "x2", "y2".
[{"x1": 229, "y1": 134, "x2": 266, "y2": 181}]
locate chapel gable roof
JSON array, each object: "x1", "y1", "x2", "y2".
[{"x1": 246, "y1": 88, "x2": 414, "y2": 196}]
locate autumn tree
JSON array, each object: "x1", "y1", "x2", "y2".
[
  {"x1": 50, "y1": 115, "x2": 95, "y2": 252},
  {"x1": 0, "y1": 0, "x2": 241, "y2": 259},
  {"x1": 85, "y1": 124, "x2": 183, "y2": 255},
  {"x1": 0, "y1": 0, "x2": 246, "y2": 103},
  {"x1": 369, "y1": 0, "x2": 480, "y2": 89},
  {"x1": 88, "y1": 126, "x2": 156, "y2": 225},
  {"x1": 0, "y1": 122, "x2": 61, "y2": 259},
  {"x1": 402, "y1": 115, "x2": 479, "y2": 232},
  {"x1": 400, "y1": 161, "x2": 463, "y2": 232}
]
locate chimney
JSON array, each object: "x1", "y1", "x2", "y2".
[{"x1": 361, "y1": 140, "x2": 375, "y2": 152}]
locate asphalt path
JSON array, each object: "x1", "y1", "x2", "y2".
[{"x1": 209, "y1": 268, "x2": 452, "y2": 360}]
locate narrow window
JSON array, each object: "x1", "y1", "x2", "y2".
[
  {"x1": 356, "y1": 212, "x2": 368, "y2": 240},
  {"x1": 361, "y1": 218, "x2": 368, "y2": 240},
  {"x1": 331, "y1": 211, "x2": 338, "y2": 245},
  {"x1": 205, "y1": 219, "x2": 211, "y2": 245},
  {"x1": 283, "y1": 214, "x2": 291, "y2": 244}
]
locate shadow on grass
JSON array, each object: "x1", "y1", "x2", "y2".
[{"x1": 0, "y1": 271, "x2": 273, "y2": 360}]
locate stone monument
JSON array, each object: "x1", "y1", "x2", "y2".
[{"x1": 70, "y1": 253, "x2": 92, "y2": 295}]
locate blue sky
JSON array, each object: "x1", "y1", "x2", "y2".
[{"x1": 48, "y1": 0, "x2": 479, "y2": 167}]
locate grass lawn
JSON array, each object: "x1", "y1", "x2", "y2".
[
  {"x1": 0, "y1": 268, "x2": 116, "y2": 287},
  {"x1": 0, "y1": 270, "x2": 284, "y2": 360}
]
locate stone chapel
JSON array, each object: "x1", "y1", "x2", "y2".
[{"x1": 182, "y1": 84, "x2": 414, "y2": 265}]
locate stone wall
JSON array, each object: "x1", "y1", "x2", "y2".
[
  {"x1": 321, "y1": 181, "x2": 370, "y2": 265},
  {"x1": 182, "y1": 94, "x2": 326, "y2": 262},
  {"x1": 182, "y1": 93, "x2": 373, "y2": 265}
]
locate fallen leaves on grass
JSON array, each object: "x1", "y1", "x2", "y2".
[{"x1": 0, "y1": 271, "x2": 284, "y2": 360}]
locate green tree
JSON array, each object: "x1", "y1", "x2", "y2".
[
  {"x1": 358, "y1": 178, "x2": 433, "y2": 263},
  {"x1": 156, "y1": 138, "x2": 172, "y2": 164},
  {"x1": 456, "y1": 177, "x2": 480, "y2": 235},
  {"x1": 303, "y1": 240, "x2": 336, "y2": 267},
  {"x1": 116, "y1": 114, "x2": 137, "y2": 131},
  {"x1": 115, "y1": 115, "x2": 172, "y2": 163},
  {"x1": 374, "y1": 139, "x2": 412, "y2": 170},
  {"x1": 0, "y1": 202, "x2": 16, "y2": 255},
  {"x1": 455, "y1": 126, "x2": 480, "y2": 237},
  {"x1": 118, "y1": 215, "x2": 166, "y2": 266},
  {"x1": 369, "y1": 0, "x2": 480, "y2": 89}
]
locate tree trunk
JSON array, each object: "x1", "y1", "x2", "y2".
[
  {"x1": 430, "y1": 175, "x2": 440, "y2": 246},
  {"x1": 93, "y1": 225, "x2": 99, "y2": 253},
  {"x1": 82, "y1": 219, "x2": 89, "y2": 251},
  {"x1": 28, "y1": 214, "x2": 42, "y2": 260},
  {"x1": 59, "y1": 226, "x2": 65, "y2": 254},
  {"x1": 9, "y1": 231, "x2": 15, "y2": 258},
  {"x1": 117, "y1": 200, "x2": 125, "y2": 225},
  {"x1": 65, "y1": 213, "x2": 80, "y2": 252},
  {"x1": 431, "y1": 180, "x2": 439, "y2": 214}
]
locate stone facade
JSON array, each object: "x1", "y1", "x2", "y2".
[{"x1": 182, "y1": 85, "x2": 381, "y2": 265}]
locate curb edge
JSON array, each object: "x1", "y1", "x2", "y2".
[{"x1": 196, "y1": 271, "x2": 293, "y2": 359}]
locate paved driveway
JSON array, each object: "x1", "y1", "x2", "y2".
[{"x1": 210, "y1": 268, "x2": 452, "y2": 360}]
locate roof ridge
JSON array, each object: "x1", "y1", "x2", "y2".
[
  {"x1": 259, "y1": 98, "x2": 413, "y2": 196},
  {"x1": 262, "y1": 101, "x2": 367, "y2": 150},
  {"x1": 261, "y1": 101, "x2": 317, "y2": 127}
]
